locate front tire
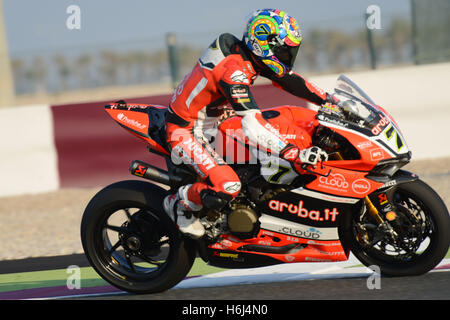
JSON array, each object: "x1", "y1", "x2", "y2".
[
  {"x1": 341, "y1": 179, "x2": 450, "y2": 276},
  {"x1": 80, "y1": 180, "x2": 196, "y2": 294}
]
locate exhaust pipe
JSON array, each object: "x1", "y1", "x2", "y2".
[{"x1": 129, "y1": 160, "x2": 182, "y2": 186}]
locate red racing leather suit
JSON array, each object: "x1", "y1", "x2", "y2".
[{"x1": 166, "y1": 33, "x2": 329, "y2": 207}]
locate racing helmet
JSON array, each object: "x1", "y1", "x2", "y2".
[{"x1": 243, "y1": 9, "x2": 303, "y2": 77}]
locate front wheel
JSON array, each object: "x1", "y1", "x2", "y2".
[
  {"x1": 80, "y1": 180, "x2": 196, "y2": 294},
  {"x1": 341, "y1": 179, "x2": 450, "y2": 276}
]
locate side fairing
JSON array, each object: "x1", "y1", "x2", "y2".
[{"x1": 258, "y1": 188, "x2": 355, "y2": 236}]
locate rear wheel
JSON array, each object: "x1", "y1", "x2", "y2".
[
  {"x1": 81, "y1": 180, "x2": 196, "y2": 294},
  {"x1": 341, "y1": 179, "x2": 450, "y2": 276}
]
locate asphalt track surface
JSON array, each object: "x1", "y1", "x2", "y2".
[
  {"x1": 74, "y1": 271, "x2": 450, "y2": 300},
  {"x1": 1, "y1": 253, "x2": 449, "y2": 301}
]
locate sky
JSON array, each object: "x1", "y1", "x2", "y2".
[{"x1": 2, "y1": 0, "x2": 411, "y2": 56}]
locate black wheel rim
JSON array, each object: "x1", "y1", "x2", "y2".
[
  {"x1": 93, "y1": 205, "x2": 174, "y2": 282},
  {"x1": 353, "y1": 188, "x2": 436, "y2": 265}
]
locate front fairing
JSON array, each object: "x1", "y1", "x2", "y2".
[{"x1": 319, "y1": 75, "x2": 410, "y2": 158}]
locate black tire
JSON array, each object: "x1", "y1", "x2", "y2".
[
  {"x1": 80, "y1": 180, "x2": 196, "y2": 294},
  {"x1": 340, "y1": 179, "x2": 450, "y2": 277}
]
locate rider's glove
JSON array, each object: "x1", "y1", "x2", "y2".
[
  {"x1": 299, "y1": 146, "x2": 328, "y2": 165},
  {"x1": 279, "y1": 143, "x2": 300, "y2": 162},
  {"x1": 280, "y1": 144, "x2": 328, "y2": 167}
]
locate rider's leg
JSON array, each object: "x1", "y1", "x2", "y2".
[{"x1": 164, "y1": 123, "x2": 241, "y2": 238}]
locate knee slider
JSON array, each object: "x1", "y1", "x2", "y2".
[{"x1": 200, "y1": 189, "x2": 233, "y2": 210}]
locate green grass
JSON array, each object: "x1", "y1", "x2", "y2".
[
  {"x1": 1, "y1": 249, "x2": 448, "y2": 293},
  {"x1": 0, "y1": 258, "x2": 226, "y2": 293}
]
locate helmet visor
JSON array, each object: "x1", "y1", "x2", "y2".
[{"x1": 271, "y1": 43, "x2": 300, "y2": 69}]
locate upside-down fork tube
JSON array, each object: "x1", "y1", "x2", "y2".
[{"x1": 364, "y1": 195, "x2": 384, "y2": 224}]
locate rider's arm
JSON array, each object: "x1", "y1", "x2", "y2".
[
  {"x1": 262, "y1": 68, "x2": 331, "y2": 106},
  {"x1": 217, "y1": 63, "x2": 328, "y2": 165},
  {"x1": 240, "y1": 110, "x2": 288, "y2": 153},
  {"x1": 217, "y1": 82, "x2": 327, "y2": 166},
  {"x1": 217, "y1": 68, "x2": 289, "y2": 153}
]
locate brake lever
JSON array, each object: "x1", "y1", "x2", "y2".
[{"x1": 301, "y1": 163, "x2": 331, "y2": 177}]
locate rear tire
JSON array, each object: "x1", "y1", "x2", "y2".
[
  {"x1": 340, "y1": 179, "x2": 450, "y2": 276},
  {"x1": 81, "y1": 180, "x2": 196, "y2": 294}
]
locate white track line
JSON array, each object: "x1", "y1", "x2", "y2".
[{"x1": 31, "y1": 256, "x2": 450, "y2": 299}]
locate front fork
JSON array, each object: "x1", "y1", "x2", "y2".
[
  {"x1": 365, "y1": 192, "x2": 398, "y2": 224},
  {"x1": 355, "y1": 195, "x2": 399, "y2": 247},
  {"x1": 364, "y1": 196, "x2": 384, "y2": 224},
  {"x1": 365, "y1": 169, "x2": 419, "y2": 223},
  {"x1": 357, "y1": 171, "x2": 419, "y2": 246}
]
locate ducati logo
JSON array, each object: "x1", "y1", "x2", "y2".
[{"x1": 181, "y1": 138, "x2": 216, "y2": 171}]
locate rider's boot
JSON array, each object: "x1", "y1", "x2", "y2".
[{"x1": 163, "y1": 184, "x2": 205, "y2": 239}]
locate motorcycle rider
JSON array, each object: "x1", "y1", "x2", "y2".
[{"x1": 164, "y1": 9, "x2": 336, "y2": 238}]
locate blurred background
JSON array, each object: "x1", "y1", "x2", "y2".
[{"x1": 1, "y1": 0, "x2": 449, "y2": 108}]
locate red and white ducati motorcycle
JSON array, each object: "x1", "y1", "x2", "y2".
[{"x1": 81, "y1": 75, "x2": 450, "y2": 294}]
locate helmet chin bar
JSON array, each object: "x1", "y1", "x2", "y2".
[
  {"x1": 271, "y1": 43, "x2": 299, "y2": 70},
  {"x1": 243, "y1": 38, "x2": 291, "y2": 77}
]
